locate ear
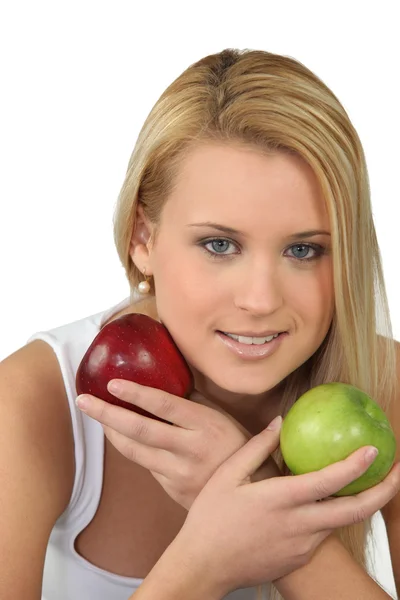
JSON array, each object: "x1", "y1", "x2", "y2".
[{"x1": 129, "y1": 203, "x2": 156, "y2": 272}]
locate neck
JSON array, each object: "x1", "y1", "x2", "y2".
[{"x1": 191, "y1": 369, "x2": 286, "y2": 435}]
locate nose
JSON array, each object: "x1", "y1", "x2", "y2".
[{"x1": 233, "y1": 263, "x2": 284, "y2": 315}]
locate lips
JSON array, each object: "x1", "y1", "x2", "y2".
[
  {"x1": 217, "y1": 330, "x2": 285, "y2": 337},
  {"x1": 216, "y1": 330, "x2": 287, "y2": 360},
  {"x1": 223, "y1": 332, "x2": 281, "y2": 346}
]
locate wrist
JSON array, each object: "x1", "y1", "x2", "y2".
[
  {"x1": 272, "y1": 533, "x2": 382, "y2": 600},
  {"x1": 135, "y1": 534, "x2": 226, "y2": 600}
]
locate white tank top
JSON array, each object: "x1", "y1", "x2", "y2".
[{"x1": 27, "y1": 296, "x2": 271, "y2": 600}]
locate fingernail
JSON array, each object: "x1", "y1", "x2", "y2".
[
  {"x1": 76, "y1": 395, "x2": 91, "y2": 410},
  {"x1": 365, "y1": 447, "x2": 379, "y2": 462},
  {"x1": 107, "y1": 380, "x2": 123, "y2": 394},
  {"x1": 267, "y1": 415, "x2": 283, "y2": 431}
]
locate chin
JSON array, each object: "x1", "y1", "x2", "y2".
[{"x1": 213, "y1": 374, "x2": 283, "y2": 397}]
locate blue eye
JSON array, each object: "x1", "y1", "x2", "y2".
[
  {"x1": 198, "y1": 238, "x2": 327, "y2": 263},
  {"x1": 287, "y1": 244, "x2": 320, "y2": 261},
  {"x1": 203, "y1": 239, "x2": 237, "y2": 255}
]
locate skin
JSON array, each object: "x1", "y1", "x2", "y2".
[
  {"x1": 131, "y1": 142, "x2": 335, "y2": 432},
  {"x1": 75, "y1": 141, "x2": 400, "y2": 597}
]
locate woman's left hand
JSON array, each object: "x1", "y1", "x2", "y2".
[{"x1": 76, "y1": 379, "x2": 279, "y2": 510}]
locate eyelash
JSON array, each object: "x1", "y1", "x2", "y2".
[{"x1": 198, "y1": 238, "x2": 327, "y2": 263}]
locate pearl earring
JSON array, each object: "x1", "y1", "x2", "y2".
[{"x1": 138, "y1": 267, "x2": 151, "y2": 294}]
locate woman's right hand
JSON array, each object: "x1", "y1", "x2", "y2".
[{"x1": 172, "y1": 416, "x2": 400, "y2": 597}]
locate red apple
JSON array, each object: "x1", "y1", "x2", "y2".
[{"x1": 76, "y1": 313, "x2": 194, "y2": 422}]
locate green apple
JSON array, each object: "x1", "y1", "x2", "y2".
[{"x1": 280, "y1": 382, "x2": 396, "y2": 496}]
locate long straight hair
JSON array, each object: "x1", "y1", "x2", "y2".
[{"x1": 113, "y1": 49, "x2": 398, "y2": 599}]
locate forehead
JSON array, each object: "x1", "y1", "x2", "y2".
[{"x1": 162, "y1": 143, "x2": 329, "y2": 229}]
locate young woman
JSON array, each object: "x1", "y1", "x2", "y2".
[{"x1": 1, "y1": 48, "x2": 399, "y2": 600}]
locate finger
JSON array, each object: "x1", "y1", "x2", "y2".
[
  {"x1": 314, "y1": 461, "x2": 400, "y2": 530},
  {"x1": 191, "y1": 392, "x2": 251, "y2": 439},
  {"x1": 211, "y1": 416, "x2": 283, "y2": 488},
  {"x1": 77, "y1": 393, "x2": 187, "y2": 451},
  {"x1": 288, "y1": 446, "x2": 384, "y2": 504},
  {"x1": 107, "y1": 380, "x2": 210, "y2": 429},
  {"x1": 103, "y1": 425, "x2": 172, "y2": 475},
  {"x1": 251, "y1": 456, "x2": 282, "y2": 482}
]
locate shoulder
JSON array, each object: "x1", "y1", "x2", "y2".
[
  {"x1": 376, "y1": 336, "x2": 400, "y2": 589},
  {"x1": 379, "y1": 336, "x2": 400, "y2": 524},
  {"x1": 0, "y1": 339, "x2": 75, "y2": 517},
  {"x1": 0, "y1": 340, "x2": 75, "y2": 595}
]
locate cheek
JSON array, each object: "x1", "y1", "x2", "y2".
[
  {"x1": 313, "y1": 267, "x2": 335, "y2": 328},
  {"x1": 153, "y1": 249, "x2": 215, "y2": 317},
  {"x1": 321, "y1": 263, "x2": 335, "y2": 310},
  {"x1": 289, "y1": 266, "x2": 334, "y2": 320},
  {"x1": 154, "y1": 241, "x2": 217, "y2": 296}
]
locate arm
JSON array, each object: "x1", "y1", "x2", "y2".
[
  {"x1": 276, "y1": 338, "x2": 400, "y2": 600},
  {"x1": 128, "y1": 529, "x2": 394, "y2": 600},
  {"x1": 0, "y1": 341, "x2": 75, "y2": 599},
  {"x1": 130, "y1": 531, "x2": 393, "y2": 600},
  {"x1": 274, "y1": 533, "x2": 393, "y2": 600}
]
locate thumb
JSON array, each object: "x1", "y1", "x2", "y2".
[{"x1": 213, "y1": 416, "x2": 283, "y2": 487}]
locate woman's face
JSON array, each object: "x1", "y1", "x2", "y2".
[{"x1": 134, "y1": 143, "x2": 334, "y2": 407}]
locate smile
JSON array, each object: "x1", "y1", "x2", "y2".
[
  {"x1": 216, "y1": 331, "x2": 287, "y2": 360},
  {"x1": 222, "y1": 332, "x2": 281, "y2": 345}
]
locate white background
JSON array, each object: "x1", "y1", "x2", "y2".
[{"x1": 0, "y1": 1, "x2": 399, "y2": 597}]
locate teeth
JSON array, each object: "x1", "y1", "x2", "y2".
[{"x1": 224, "y1": 332, "x2": 280, "y2": 345}]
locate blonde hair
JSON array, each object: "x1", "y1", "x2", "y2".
[{"x1": 113, "y1": 48, "x2": 398, "y2": 599}]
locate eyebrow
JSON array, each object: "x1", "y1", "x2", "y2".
[{"x1": 187, "y1": 222, "x2": 331, "y2": 240}]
